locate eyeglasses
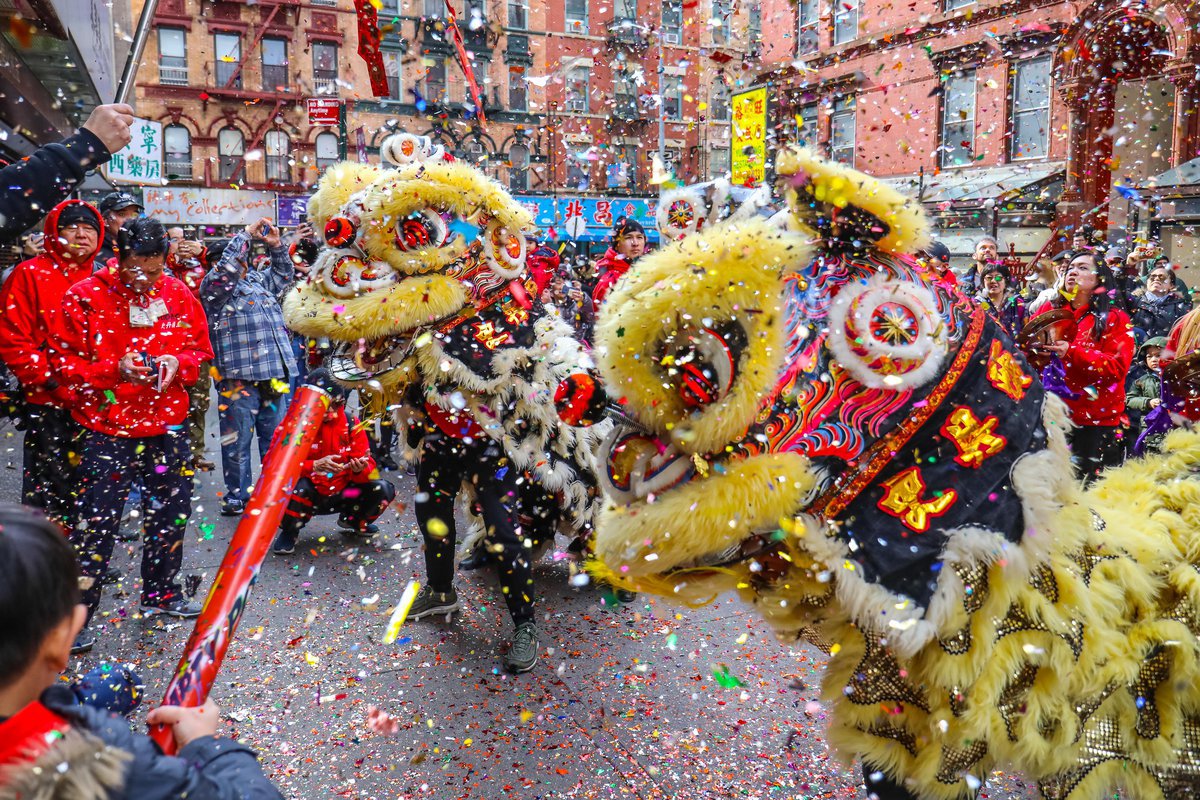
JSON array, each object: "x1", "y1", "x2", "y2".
[{"x1": 1149, "y1": 273, "x2": 1171, "y2": 282}]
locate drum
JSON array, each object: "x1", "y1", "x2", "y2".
[{"x1": 1016, "y1": 309, "x2": 1076, "y2": 371}]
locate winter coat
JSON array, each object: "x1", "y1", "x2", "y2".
[
  {"x1": 0, "y1": 684, "x2": 282, "y2": 800},
  {"x1": 1129, "y1": 288, "x2": 1192, "y2": 341},
  {"x1": 1127, "y1": 369, "x2": 1164, "y2": 450},
  {"x1": 1056, "y1": 303, "x2": 1136, "y2": 427},
  {"x1": 53, "y1": 266, "x2": 213, "y2": 438},
  {"x1": 591, "y1": 248, "x2": 635, "y2": 305},
  {"x1": 279, "y1": 406, "x2": 378, "y2": 495},
  {"x1": 977, "y1": 291, "x2": 1027, "y2": 341},
  {"x1": 0, "y1": 200, "x2": 104, "y2": 408},
  {"x1": 0, "y1": 129, "x2": 111, "y2": 243}
]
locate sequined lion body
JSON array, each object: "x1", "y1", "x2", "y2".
[
  {"x1": 589, "y1": 148, "x2": 1200, "y2": 799},
  {"x1": 282, "y1": 134, "x2": 606, "y2": 532}
]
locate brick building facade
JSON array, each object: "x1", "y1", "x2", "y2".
[
  {"x1": 132, "y1": 0, "x2": 760, "y2": 204},
  {"x1": 752, "y1": 0, "x2": 1200, "y2": 266}
]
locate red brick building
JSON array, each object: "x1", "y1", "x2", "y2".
[{"x1": 753, "y1": 0, "x2": 1200, "y2": 272}]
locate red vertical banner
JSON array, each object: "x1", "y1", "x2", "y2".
[
  {"x1": 354, "y1": 0, "x2": 390, "y2": 98},
  {"x1": 443, "y1": 0, "x2": 488, "y2": 128}
]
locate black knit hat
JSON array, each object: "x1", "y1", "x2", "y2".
[
  {"x1": 57, "y1": 203, "x2": 102, "y2": 234},
  {"x1": 613, "y1": 216, "x2": 646, "y2": 241}
]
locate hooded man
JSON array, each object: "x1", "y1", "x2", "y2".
[
  {"x1": 591, "y1": 216, "x2": 647, "y2": 305},
  {"x1": 0, "y1": 200, "x2": 105, "y2": 524}
]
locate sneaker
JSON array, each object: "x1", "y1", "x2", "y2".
[
  {"x1": 220, "y1": 499, "x2": 245, "y2": 517},
  {"x1": 337, "y1": 517, "x2": 379, "y2": 536},
  {"x1": 101, "y1": 566, "x2": 122, "y2": 586},
  {"x1": 616, "y1": 589, "x2": 638, "y2": 604},
  {"x1": 273, "y1": 529, "x2": 297, "y2": 555},
  {"x1": 460, "y1": 547, "x2": 490, "y2": 571},
  {"x1": 503, "y1": 623, "x2": 539, "y2": 674},
  {"x1": 406, "y1": 586, "x2": 460, "y2": 621},
  {"x1": 141, "y1": 596, "x2": 203, "y2": 618},
  {"x1": 380, "y1": 455, "x2": 400, "y2": 471},
  {"x1": 195, "y1": 458, "x2": 216, "y2": 472},
  {"x1": 71, "y1": 629, "x2": 96, "y2": 654}
]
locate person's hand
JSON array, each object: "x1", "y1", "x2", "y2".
[
  {"x1": 147, "y1": 698, "x2": 222, "y2": 749},
  {"x1": 348, "y1": 456, "x2": 370, "y2": 473},
  {"x1": 294, "y1": 222, "x2": 315, "y2": 242},
  {"x1": 313, "y1": 455, "x2": 346, "y2": 474},
  {"x1": 177, "y1": 240, "x2": 203, "y2": 260},
  {"x1": 1045, "y1": 340, "x2": 1070, "y2": 358},
  {"x1": 81, "y1": 103, "x2": 135, "y2": 155},
  {"x1": 246, "y1": 218, "x2": 282, "y2": 248},
  {"x1": 1150, "y1": 398, "x2": 1162, "y2": 409},
  {"x1": 118, "y1": 352, "x2": 154, "y2": 385},
  {"x1": 157, "y1": 354, "x2": 180, "y2": 391}
]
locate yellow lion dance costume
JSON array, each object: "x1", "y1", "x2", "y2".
[
  {"x1": 589, "y1": 149, "x2": 1200, "y2": 798},
  {"x1": 283, "y1": 133, "x2": 606, "y2": 535}
]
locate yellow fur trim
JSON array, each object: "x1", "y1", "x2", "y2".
[
  {"x1": 775, "y1": 147, "x2": 930, "y2": 255},
  {"x1": 307, "y1": 161, "x2": 382, "y2": 230},
  {"x1": 594, "y1": 218, "x2": 811, "y2": 455},
  {"x1": 282, "y1": 273, "x2": 467, "y2": 343},
  {"x1": 356, "y1": 162, "x2": 533, "y2": 276}
]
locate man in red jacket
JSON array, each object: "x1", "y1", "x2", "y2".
[
  {"x1": 591, "y1": 216, "x2": 647, "y2": 305},
  {"x1": 0, "y1": 199, "x2": 105, "y2": 524},
  {"x1": 271, "y1": 369, "x2": 395, "y2": 555},
  {"x1": 53, "y1": 217, "x2": 214, "y2": 651}
]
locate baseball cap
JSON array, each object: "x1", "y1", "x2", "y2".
[{"x1": 98, "y1": 191, "x2": 143, "y2": 216}]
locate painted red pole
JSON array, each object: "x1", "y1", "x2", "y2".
[{"x1": 149, "y1": 384, "x2": 330, "y2": 754}]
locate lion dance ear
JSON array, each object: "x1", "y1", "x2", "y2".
[
  {"x1": 306, "y1": 162, "x2": 383, "y2": 232},
  {"x1": 775, "y1": 148, "x2": 930, "y2": 256}
]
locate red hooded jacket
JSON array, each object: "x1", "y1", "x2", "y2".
[
  {"x1": 277, "y1": 405, "x2": 379, "y2": 495},
  {"x1": 591, "y1": 248, "x2": 634, "y2": 305},
  {"x1": 53, "y1": 266, "x2": 214, "y2": 438},
  {"x1": 1056, "y1": 302, "x2": 1135, "y2": 427},
  {"x1": 0, "y1": 200, "x2": 104, "y2": 408}
]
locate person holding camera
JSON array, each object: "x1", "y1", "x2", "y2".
[
  {"x1": 51, "y1": 218, "x2": 213, "y2": 650},
  {"x1": 200, "y1": 217, "x2": 297, "y2": 517}
]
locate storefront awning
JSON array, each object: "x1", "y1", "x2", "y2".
[
  {"x1": 883, "y1": 162, "x2": 1065, "y2": 205},
  {"x1": 1139, "y1": 157, "x2": 1200, "y2": 191}
]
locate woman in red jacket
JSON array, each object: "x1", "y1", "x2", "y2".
[{"x1": 1040, "y1": 250, "x2": 1135, "y2": 483}]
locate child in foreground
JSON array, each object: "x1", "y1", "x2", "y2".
[{"x1": 0, "y1": 504, "x2": 282, "y2": 799}]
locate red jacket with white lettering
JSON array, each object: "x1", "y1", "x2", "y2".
[
  {"x1": 274, "y1": 405, "x2": 378, "y2": 495},
  {"x1": 1056, "y1": 302, "x2": 1135, "y2": 427},
  {"x1": 0, "y1": 200, "x2": 103, "y2": 408},
  {"x1": 53, "y1": 266, "x2": 214, "y2": 437}
]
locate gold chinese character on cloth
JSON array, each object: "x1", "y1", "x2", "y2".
[
  {"x1": 940, "y1": 406, "x2": 1007, "y2": 468},
  {"x1": 472, "y1": 320, "x2": 512, "y2": 350},
  {"x1": 987, "y1": 340, "x2": 1033, "y2": 401},
  {"x1": 877, "y1": 466, "x2": 957, "y2": 533}
]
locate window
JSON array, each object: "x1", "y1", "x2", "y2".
[
  {"x1": 508, "y1": 65, "x2": 527, "y2": 112},
  {"x1": 379, "y1": 0, "x2": 399, "y2": 19},
  {"x1": 944, "y1": 0, "x2": 975, "y2": 10},
  {"x1": 423, "y1": 0, "x2": 443, "y2": 17},
  {"x1": 422, "y1": 57, "x2": 447, "y2": 103},
  {"x1": 313, "y1": 42, "x2": 338, "y2": 95},
  {"x1": 830, "y1": 96, "x2": 855, "y2": 165},
  {"x1": 711, "y1": 0, "x2": 731, "y2": 45},
  {"x1": 509, "y1": 142, "x2": 529, "y2": 191},
  {"x1": 940, "y1": 70, "x2": 976, "y2": 167},
  {"x1": 383, "y1": 50, "x2": 403, "y2": 101},
  {"x1": 164, "y1": 125, "x2": 191, "y2": 179},
  {"x1": 797, "y1": 103, "x2": 818, "y2": 148},
  {"x1": 261, "y1": 37, "x2": 288, "y2": 92},
  {"x1": 158, "y1": 28, "x2": 187, "y2": 85},
  {"x1": 214, "y1": 32, "x2": 241, "y2": 88},
  {"x1": 833, "y1": 0, "x2": 858, "y2": 45},
  {"x1": 616, "y1": 0, "x2": 636, "y2": 18},
  {"x1": 265, "y1": 131, "x2": 290, "y2": 182},
  {"x1": 507, "y1": 0, "x2": 528, "y2": 28},
  {"x1": 614, "y1": 72, "x2": 638, "y2": 119},
  {"x1": 565, "y1": 0, "x2": 588, "y2": 33},
  {"x1": 617, "y1": 143, "x2": 638, "y2": 187},
  {"x1": 797, "y1": 0, "x2": 818, "y2": 55},
  {"x1": 567, "y1": 148, "x2": 590, "y2": 190},
  {"x1": 565, "y1": 67, "x2": 589, "y2": 113},
  {"x1": 663, "y1": 75, "x2": 683, "y2": 120},
  {"x1": 1011, "y1": 56, "x2": 1051, "y2": 160},
  {"x1": 217, "y1": 127, "x2": 244, "y2": 182},
  {"x1": 315, "y1": 132, "x2": 339, "y2": 172},
  {"x1": 663, "y1": 0, "x2": 682, "y2": 42},
  {"x1": 710, "y1": 82, "x2": 730, "y2": 122},
  {"x1": 462, "y1": 137, "x2": 489, "y2": 172},
  {"x1": 748, "y1": 4, "x2": 762, "y2": 48},
  {"x1": 310, "y1": 0, "x2": 336, "y2": 6},
  {"x1": 709, "y1": 147, "x2": 730, "y2": 179}
]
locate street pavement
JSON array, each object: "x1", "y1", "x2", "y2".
[{"x1": 0, "y1": 412, "x2": 1040, "y2": 800}]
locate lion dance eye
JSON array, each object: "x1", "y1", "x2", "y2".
[
  {"x1": 324, "y1": 217, "x2": 358, "y2": 247},
  {"x1": 661, "y1": 324, "x2": 746, "y2": 409},
  {"x1": 394, "y1": 210, "x2": 448, "y2": 251}
]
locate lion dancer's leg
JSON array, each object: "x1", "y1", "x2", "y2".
[
  {"x1": 409, "y1": 431, "x2": 541, "y2": 673},
  {"x1": 862, "y1": 765, "x2": 921, "y2": 800}
]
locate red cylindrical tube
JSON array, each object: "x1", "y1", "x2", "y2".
[{"x1": 149, "y1": 384, "x2": 330, "y2": 754}]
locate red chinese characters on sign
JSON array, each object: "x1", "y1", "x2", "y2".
[{"x1": 593, "y1": 200, "x2": 613, "y2": 228}]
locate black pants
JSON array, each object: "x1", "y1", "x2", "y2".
[
  {"x1": 281, "y1": 476, "x2": 395, "y2": 533},
  {"x1": 416, "y1": 432, "x2": 535, "y2": 626},
  {"x1": 71, "y1": 428, "x2": 192, "y2": 623},
  {"x1": 863, "y1": 764, "x2": 920, "y2": 799},
  {"x1": 1068, "y1": 424, "x2": 1126, "y2": 485},
  {"x1": 21, "y1": 402, "x2": 81, "y2": 525}
]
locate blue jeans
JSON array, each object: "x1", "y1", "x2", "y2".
[{"x1": 217, "y1": 378, "x2": 286, "y2": 504}]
